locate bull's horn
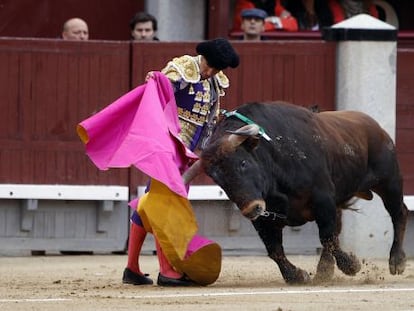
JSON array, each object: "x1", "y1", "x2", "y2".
[
  {"x1": 182, "y1": 160, "x2": 203, "y2": 184},
  {"x1": 227, "y1": 124, "x2": 260, "y2": 148}
]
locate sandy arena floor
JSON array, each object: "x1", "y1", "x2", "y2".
[{"x1": 1, "y1": 253, "x2": 414, "y2": 311}]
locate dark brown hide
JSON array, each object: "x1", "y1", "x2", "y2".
[{"x1": 195, "y1": 101, "x2": 408, "y2": 284}]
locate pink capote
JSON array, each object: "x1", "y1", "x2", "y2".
[
  {"x1": 77, "y1": 72, "x2": 198, "y2": 197},
  {"x1": 77, "y1": 72, "x2": 222, "y2": 285}
]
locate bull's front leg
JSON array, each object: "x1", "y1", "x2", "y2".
[
  {"x1": 314, "y1": 208, "x2": 342, "y2": 283},
  {"x1": 252, "y1": 218, "x2": 311, "y2": 284},
  {"x1": 313, "y1": 192, "x2": 361, "y2": 277}
]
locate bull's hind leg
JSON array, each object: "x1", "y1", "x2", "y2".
[
  {"x1": 374, "y1": 177, "x2": 408, "y2": 275},
  {"x1": 314, "y1": 191, "x2": 361, "y2": 277},
  {"x1": 252, "y1": 218, "x2": 311, "y2": 284}
]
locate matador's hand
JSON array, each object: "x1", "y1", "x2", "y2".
[{"x1": 145, "y1": 71, "x2": 155, "y2": 82}]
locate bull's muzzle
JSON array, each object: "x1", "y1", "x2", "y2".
[{"x1": 241, "y1": 200, "x2": 266, "y2": 220}]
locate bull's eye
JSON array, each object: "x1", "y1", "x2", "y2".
[{"x1": 240, "y1": 160, "x2": 247, "y2": 170}]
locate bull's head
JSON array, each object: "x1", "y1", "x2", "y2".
[{"x1": 183, "y1": 124, "x2": 267, "y2": 220}]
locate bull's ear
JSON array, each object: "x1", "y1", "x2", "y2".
[{"x1": 244, "y1": 136, "x2": 260, "y2": 151}]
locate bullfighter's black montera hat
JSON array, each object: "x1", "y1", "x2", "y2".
[{"x1": 196, "y1": 38, "x2": 240, "y2": 70}]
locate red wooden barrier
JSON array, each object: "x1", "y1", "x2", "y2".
[
  {"x1": 0, "y1": 38, "x2": 413, "y2": 195},
  {"x1": 0, "y1": 39, "x2": 131, "y2": 186},
  {"x1": 396, "y1": 49, "x2": 414, "y2": 193}
]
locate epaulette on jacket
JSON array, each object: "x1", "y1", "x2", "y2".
[
  {"x1": 215, "y1": 71, "x2": 229, "y2": 89},
  {"x1": 162, "y1": 55, "x2": 200, "y2": 83},
  {"x1": 162, "y1": 55, "x2": 230, "y2": 89}
]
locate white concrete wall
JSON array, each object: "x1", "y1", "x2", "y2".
[
  {"x1": 333, "y1": 14, "x2": 398, "y2": 258},
  {"x1": 146, "y1": 0, "x2": 206, "y2": 41}
]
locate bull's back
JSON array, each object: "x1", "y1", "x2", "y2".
[
  {"x1": 317, "y1": 110, "x2": 393, "y2": 154},
  {"x1": 235, "y1": 102, "x2": 396, "y2": 186},
  {"x1": 231, "y1": 101, "x2": 318, "y2": 138},
  {"x1": 221, "y1": 102, "x2": 393, "y2": 155}
]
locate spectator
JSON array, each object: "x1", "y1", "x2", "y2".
[
  {"x1": 240, "y1": 8, "x2": 268, "y2": 40},
  {"x1": 327, "y1": 0, "x2": 379, "y2": 24},
  {"x1": 287, "y1": 0, "x2": 379, "y2": 31},
  {"x1": 62, "y1": 18, "x2": 89, "y2": 40},
  {"x1": 129, "y1": 11, "x2": 159, "y2": 41},
  {"x1": 122, "y1": 38, "x2": 240, "y2": 286},
  {"x1": 287, "y1": 0, "x2": 335, "y2": 31},
  {"x1": 233, "y1": 0, "x2": 298, "y2": 32}
]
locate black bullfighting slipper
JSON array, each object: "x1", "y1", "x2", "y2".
[
  {"x1": 157, "y1": 273, "x2": 196, "y2": 287},
  {"x1": 122, "y1": 268, "x2": 153, "y2": 285}
]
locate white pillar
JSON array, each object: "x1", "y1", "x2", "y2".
[
  {"x1": 146, "y1": 0, "x2": 206, "y2": 41},
  {"x1": 323, "y1": 14, "x2": 398, "y2": 258}
]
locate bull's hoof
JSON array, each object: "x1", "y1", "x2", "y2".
[
  {"x1": 335, "y1": 251, "x2": 361, "y2": 276},
  {"x1": 313, "y1": 255, "x2": 335, "y2": 283},
  {"x1": 389, "y1": 251, "x2": 406, "y2": 275},
  {"x1": 285, "y1": 268, "x2": 311, "y2": 285}
]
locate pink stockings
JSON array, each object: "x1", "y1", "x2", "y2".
[
  {"x1": 126, "y1": 222, "x2": 182, "y2": 279},
  {"x1": 126, "y1": 222, "x2": 147, "y2": 275}
]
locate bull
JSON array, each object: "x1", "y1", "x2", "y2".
[{"x1": 184, "y1": 101, "x2": 408, "y2": 284}]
